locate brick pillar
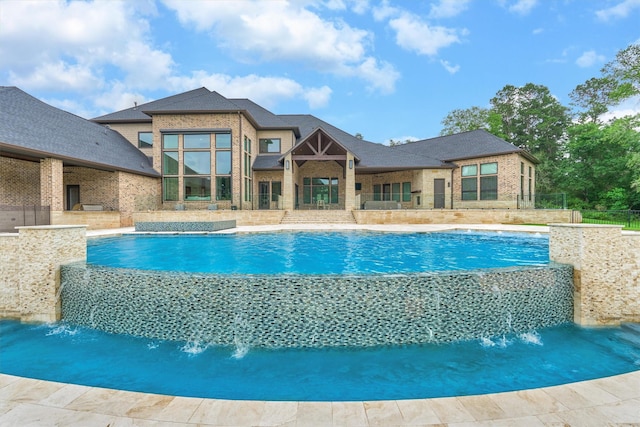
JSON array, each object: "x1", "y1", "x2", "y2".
[
  {"x1": 549, "y1": 224, "x2": 625, "y2": 325},
  {"x1": 40, "y1": 158, "x2": 64, "y2": 211}
]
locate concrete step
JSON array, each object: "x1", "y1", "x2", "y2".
[{"x1": 280, "y1": 210, "x2": 356, "y2": 224}]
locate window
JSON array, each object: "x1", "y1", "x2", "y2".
[
  {"x1": 271, "y1": 181, "x2": 281, "y2": 202},
  {"x1": 163, "y1": 152, "x2": 179, "y2": 175},
  {"x1": 392, "y1": 183, "x2": 401, "y2": 202},
  {"x1": 215, "y1": 133, "x2": 231, "y2": 149},
  {"x1": 244, "y1": 136, "x2": 252, "y2": 202},
  {"x1": 462, "y1": 177, "x2": 478, "y2": 200},
  {"x1": 216, "y1": 176, "x2": 231, "y2": 200},
  {"x1": 184, "y1": 134, "x2": 210, "y2": 149},
  {"x1": 138, "y1": 132, "x2": 152, "y2": 149},
  {"x1": 259, "y1": 138, "x2": 281, "y2": 153},
  {"x1": 461, "y1": 162, "x2": 498, "y2": 200},
  {"x1": 215, "y1": 133, "x2": 232, "y2": 200},
  {"x1": 161, "y1": 132, "x2": 231, "y2": 202},
  {"x1": 355, "y1": 183, "x2": 362, "y2": 191},
  {"x1": 373, "y1": 184, "x2": 381, "y2": 201},
  {"x1": 163, "y1": 178, "x2": 178, "y2": 201},
  {"x1": 402, "y1": 182, "x2": 411, "y2": 202},
  {"x1": 528, "y1": 166, "x2": 533, "y2": 201},
  {"x1": 480, "y1": 162, "x2": 498, "y2": 200},
  {"x1": 184, "y1": 152, "x2": 210, "y2": 175},
  {"x1": 163, "y1": 134, "x2": 178, "y2": 149},
  {"x1": 184, "y1": 177, "x2": 211, "y2": 200},
  {"x1": 216, "y1": 151, "x2": 231, "y2": 175},
  {"x1": 303, "y1": 177, "x2": 338, "y2": 204}
]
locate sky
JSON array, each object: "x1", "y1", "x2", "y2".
[{"x1": 1, "y1": 0, "x2": 639, "y2": 144}]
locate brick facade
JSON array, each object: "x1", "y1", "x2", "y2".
[{"x1": 0, "y1": 157, "x2": 40, "y2": 206}]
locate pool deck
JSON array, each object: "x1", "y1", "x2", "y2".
[{"x1": 2, "y1": 223, "x2": 639, "y2": 426}]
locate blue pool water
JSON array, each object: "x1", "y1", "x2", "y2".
[
  {"x1": 87, "y1": 231, "x2": 549, "y2": 273},
  {"x1": 1, "y1": 320, "x2": 638, "y2": 401}
]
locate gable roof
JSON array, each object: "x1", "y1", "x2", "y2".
[
  {"x1": 278, "y1": 114, "x2": 451, "y2": 171},
  {"x1": 0, "y1": 87, "x2": 158, "y2": 176},
  {"x1": 391, "y1": 129, "x2": 539, "y2": 164}
]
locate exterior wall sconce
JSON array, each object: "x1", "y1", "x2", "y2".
[
  {"x1": 285, "y1": 160, "x2": 290, "y2": 170},
  {"x1": 348, "y1": 159, "x2": 353, "y2": 169}
]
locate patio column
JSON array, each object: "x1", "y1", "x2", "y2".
[
  {"x1": 40, "y1": 158, "x2": 64, "y2": 212},
  {"x1": 345, "y1": 153, "x2": 356, "y2": 210},
  {"x1": 282, "y1": 153, "x2": 295, "y2": 210}
]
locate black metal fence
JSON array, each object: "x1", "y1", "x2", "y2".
[
  {"x1": 574, "y1": 209, "x2": 640, "y2": 230},
  {"x1": 0, "y1": 205, "x2": 50, "y2": 232}
]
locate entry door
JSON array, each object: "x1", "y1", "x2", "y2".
[
  {"x1": 66, "y1": 185, "x2": 80, "y2": 210},
  {"x1": 258, "y1": 182, "x2": 270, "y2": 209},
  {"x1": 434, "y1": 179, "x2": 445, "y2": 208}
]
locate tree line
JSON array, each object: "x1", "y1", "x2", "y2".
[{"x1": 439, "y1": 43, "x2": 640, "y2": 210}]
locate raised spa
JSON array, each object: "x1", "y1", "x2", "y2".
[{"x1": 60, "y1": 231, "x2": 574, "y2": 348}]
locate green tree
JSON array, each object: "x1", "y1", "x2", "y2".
[
  {"x1": 602, "y1": 42, "x2": 640, "y2": 103},
  {"x1": 439, "y1": 106, "x2": 491, "y2": 136},
  {"x1": 569, "y1": 77, "x2": 617, "y2": 123},
  {"x1": 490, "y1": 83, "x2": 571, "y2": 194},
  {"x1": 558, "y1": 116, "x2": 640, "y2": 209},
  {"x1": 490, "y1": 83, "x2": 570, "y2": 159}
]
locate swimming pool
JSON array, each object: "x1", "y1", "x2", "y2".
[
  {"x1": 1, "y1": 320, "x2": 638, "y2": 401},
  {"x1": 63, "y1": 231, "x2": 571, "y2": 347},
  {"x1": 87, "y1": 231, "x2": 550, "y2": 274}
]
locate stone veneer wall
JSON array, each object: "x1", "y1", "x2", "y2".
[
  {"x1": 0, "y1": 225, "x2": 86, "y2": 322},
  {"x1": 549, "y1": 224, "x2": 640, "y2": 325},
  {"x1": 60, "y1": 263, "x2": 573, "y2": 348},
  {"x1": 353, "y1": 209, "x2": 573, "y2": 225}
]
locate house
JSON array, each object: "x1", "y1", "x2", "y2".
[
  {"x1": 92, "y1": 87, "x2": 538, "y2": 211},
  {"x1": 1, "y1": 86, "x2": 538, "y2": 230},
  {"x1": 0, "y1": 86, "x2": 159, "y2": 230}
]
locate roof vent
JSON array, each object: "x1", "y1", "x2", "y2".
[{"x1": 133, "y1": 101, "x2": 138, "y2": 110}]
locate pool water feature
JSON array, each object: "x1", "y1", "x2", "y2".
[
  {"x1": 86, "y1": 231, "x2": 550, "y2": 274},
  {"x1": 1, "y1": 320, "x2": 638, "y2": 401},
  {"x1": 61, "y1": 231, "x2": 573, "y2": 348}
]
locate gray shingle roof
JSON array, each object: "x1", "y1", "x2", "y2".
[
  {"x1": 0, "y1": 87, "x2": 158, "y2": 176},
  {"x1": 278, "y1": 114, "x2": 450, "y2": 170},
  {"x1": 230, "y1": 99, "x2": 299, "y2": 131},
  {"x1": 391, "y1": 129, "x2": 538, "y2": 164},
  {"x1": 90, "y1": 87, "x2": 537, "y2": 171}
]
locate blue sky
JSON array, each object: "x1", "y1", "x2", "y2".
[{"x1": 1, "y1": 0, "x2": 639, "y2": 144}]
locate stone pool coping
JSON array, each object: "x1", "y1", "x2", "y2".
[
  {"x1": 3, "y1": 223, "x2": 639, "y2": 425},
  {"x1": 1, "y1": 371, "x2": 638, "y2": 425}
]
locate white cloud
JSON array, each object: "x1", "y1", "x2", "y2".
[
  {"x1": 429, "y1": 0, "x2": 471, "y2": 18},
  {"x1": 596, "y1": 0, "x2": 640, "y2": 21},
  {"x1": 532, "y1": 28, "x2": 544, "y2": 35},
  {"x1": 440, "y1": 60, "x2": 460, "y2": 74},
  {"x1": 576, "y1": 50, "x2": 606, "y2": 68},
  {"x1": 499, "y1": 0, "x2": 538, "y2": 15},
  {"x1": 304, "y1": 86, "x2": 333, "y2": 109},
  {"x1": 388, "y1": 11, "x2": 464, "y2": 56},
  {"x1": 9, "y1": 61, "x2": 102, "y2": 92},
  {"x1": 168, "y1": 72, "x2": 332, "y2": 110},
  {"x1": 600, "y1": 95, "x2": 640, "y2": 122},
  {"x1": 161, "y1": 0, "x2": 398, "y2": 93},
  {"x1": 0, "y1": 0, "x2": 339, "y2": 116}
]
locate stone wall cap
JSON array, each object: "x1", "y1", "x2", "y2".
[
  {"x1": 16, "y1": 225, "x2": 88, "y2": 230},
  {"x1": 548, "y1": 223, "x2": 624, "y2": 229}
]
